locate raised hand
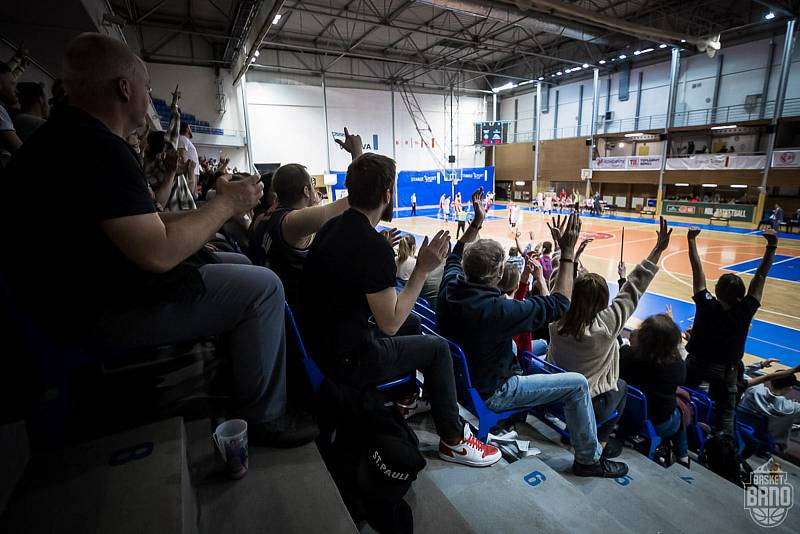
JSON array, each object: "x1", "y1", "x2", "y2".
[
  {"x1": 334, "y1": 127, "x2": 363, "y2": 159},
  {"x1": 762, "y1": 229, "x2": 778, "y2": 247},
  {"x1": 416, "y1": 230, "x2": 451, "y2": 273},
  {"x1": 665, "y1": 304, "x2": 673, "y2": 319},
  {"x1": 617, "y1": 260, "x2": 627, "y2": 280},
  {"x1": 469, "y1": 187, "x2": 485, "y2": 228},
  {"x1": 383, "y1": 227, "x2": 402, "y2": 248},
  {"x1": 547, "y1": 212, "x2": 581, "y2": 260},
  {"x1": 649, "y1": 217, "x2": 673, "y2": 261},
  {"x1": 160, "y1": 149, "x2": 179, "y2": 175},
  {"x1": 575, "y1": 238, "x2": 593, "y2": 262},
  {"x1": 216, "y1": 173, "x2": 264, "y2": 215},
  {"x1": 687, "y1": 227, "x2": 701, "y2": 240}
]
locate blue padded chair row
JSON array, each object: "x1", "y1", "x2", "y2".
[
  {"x1": 522, "y1": 352, "x2": 620, "y2": 445},
  {"x1": 420, "y1": 324, "x2": 528, "y2": 440},
  {"x1": 284, "y1": 303, "x2": 414, "y2": 395},
  {"x1": 736, "y1": 405, "x2": 776, "y2": 456}
]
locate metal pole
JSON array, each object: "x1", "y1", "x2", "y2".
[
  {"x1": 492, "y1": 93, "x2": 498, "y2": 167},
  {"x1": 657, "y1": 47, "x2": 681, "y2": 216},
  {"x1": 634, "y1": 71, "x2": 643, "y2": 131},
  {"x1": 589, "y1": 68, "x2": 599, "y2": 169},
  {"x1": 576, "y1": 84, "x2": 584, "y2": 137},
  {"x1": 760, "y1": 19, "x2": 797, "y2": 201},
  {"x1": 759, "y1": 40, "x2": 775, "y2": 119},
  {"x1": 240, "y1": 72, "x2": 255, "y2": 171},
  {"x1": 710, "y1": 54, "x2": 724, "y2": 124},
  {"x1": 534, "y1": 81, "x2": 542, "y2": 191},
  {"x1": 322, "y1": 72, "x2": 331, "y2": 173},
  {"x1": 391, "y1": 83, "x2": 397, "y2": 161}
]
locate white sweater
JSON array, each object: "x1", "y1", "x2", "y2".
[{"x1": 547, "y1": 260, "x2": 659, "y2": 397}]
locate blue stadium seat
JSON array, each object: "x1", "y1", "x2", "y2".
[
  {"x1": 683, "y1": 386, "x2": 712, "y2": 454},
  {"x1": 521, "y1": 352, "x2": 619, "y2": 444},
  {"x1": 618, "y1": 384, "x2": 661, "y2": 459},
  {"x1": 421, "y1": 324, "x2": 528, "y2": 440},
  {"x1": 736, "y1": 405, "x2": 775, "y2": 456},
  {"x1": 284, "y1": 303, "x2": 414, "y2": 394},
  {"x1": 413, "y1": 299, "x2": 437, "y2": 329}
]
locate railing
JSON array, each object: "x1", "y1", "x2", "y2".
[{"x1": 500, "y1": 97, "x2": 800, "y2": 144}]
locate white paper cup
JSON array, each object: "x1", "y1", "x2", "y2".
[{"x1": 213, "y1": 419, "x2": 249, "y2": 479}]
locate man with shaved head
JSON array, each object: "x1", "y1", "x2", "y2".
[{"x1": 1, "y1": 33, "x2": 315, "y2": 446}]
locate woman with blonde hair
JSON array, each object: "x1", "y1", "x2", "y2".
[{"x1": 396, "y1": 234, "x2": 418, "y2": 282}]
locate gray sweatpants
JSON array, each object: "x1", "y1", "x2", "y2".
[{"x1": 88, "y1": 252, "x2": 287, "y2": 424}]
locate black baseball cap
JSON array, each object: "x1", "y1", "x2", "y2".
[{"x1": 357, "y1": 432, "x2": 427, "y2": 503}]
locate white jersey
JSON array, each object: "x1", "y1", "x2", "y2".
[
  {"x1": 510, "y1": 205, "x2": 520, "y2": 223},
  {"x1": 544, "y1": 196, "x2": 553, "y2": 210}
]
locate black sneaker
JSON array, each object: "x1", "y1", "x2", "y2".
[
  {"x1": 601, "y1": 438, "x2": 623, "y2": 459},
  {"x1": 572, "y1": 458, "x2": 629, "y2": 478},
  {"x1": 250, "y1": 412, "x2": 319, "y2": 448}
]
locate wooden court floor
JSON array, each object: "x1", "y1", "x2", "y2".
[{"x1": 389, "y1": 203, "x2": 800, "y2": 370}]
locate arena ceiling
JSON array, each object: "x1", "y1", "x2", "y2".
[{"x1": 106, "y1": 0, "x2": 800, "y2": 91}]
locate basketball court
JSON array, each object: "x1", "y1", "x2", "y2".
[{"x1": 384, "y1": 203, "x2": 800, "y2": 370}]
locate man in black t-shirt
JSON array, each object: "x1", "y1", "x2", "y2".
[
  {"x1": 1, "y1": 33, "x2": 314, "y2": 447},
  {"x1": 300, "y1": 153, "x2": 501, "y2": 468},
  {"x1": 684, "y1": 227, "x2": 778, "y2": 435},
  {"x1": 249, "y1": 128, "x2": 361, "y2": 304}
]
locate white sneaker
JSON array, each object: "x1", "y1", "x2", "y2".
[{"x1": 438, "y1": 424, "x2": 501, "y2": 467}]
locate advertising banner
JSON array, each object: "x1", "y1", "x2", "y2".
[{"x1": 772, "y1": 150, "x2": 800, "y2": 168}]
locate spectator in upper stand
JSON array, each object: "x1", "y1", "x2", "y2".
[
  {"x1": 0, "y1": 62, "x2": 23, "y2": 166},
  {"x1": 548, "y1": 218, "x2": 672, "y2": 458},
  {"x1": 300, "y1": 157, "x2": 501, "y2": 468},
  {"x1": 13, "y1": 82, "x2": 49, "y2": 142},
  {"x1": 620, "y1": 314, "x2": 690, "y2": 468},
  {"x1": 178, "y1": 122, "x2": 200, "y2": 198},
  {"x1": 684, "y1": 228, "x2": 778, "y2": 436},
  {"x1": 396, "y1": 235, "x2": 417, "y2": 283},
  {"x1": 437, "y1": 201, "x2": 628, "y2": 478},
  {"x1": 740, "y1": 366, "x2": 800, "y2": 451},
  {"x1": 1, "y1": 32, "x2": 315, "y2": 448},
  {"x1": 249, "y1": 146, "x2": 357, "y2": 304},
  {"x1": 771, "y1": 203, "x2": 784, "y2": 231}
]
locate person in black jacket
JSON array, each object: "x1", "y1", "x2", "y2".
[
  {"x1": 437, "y1": 195, "x2": 628, "y2": 478},
  {"x1": 620, "y1": 314, "x2": 689, "y2": 467}
]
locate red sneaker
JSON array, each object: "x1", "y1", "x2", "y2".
[{"x1": 438, "y1": 424, "x2": 501, "y2": 467}]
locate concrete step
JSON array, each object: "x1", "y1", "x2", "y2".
[
  {"x1": 441, "y1": 453, "x2": 637, "y2": 534},
  {"x1": 0, "y1": 417, "x2": 196, "y2": 534},
  {"x1": 185, "y1": 419, "x2": 357, "y2": 534},
  {"x1": 520, "y1": 416, "x2": 769, "y2": 533}
]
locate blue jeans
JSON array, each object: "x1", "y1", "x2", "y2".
[
  {"x1": 652, "y1": 408, "x2": 688, "y2": 458},
  {"x1": 485, "y1": 373, "x2": 602, "y2": 464}
]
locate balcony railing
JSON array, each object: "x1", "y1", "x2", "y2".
[{"x1": 503, "y1": 97, "x2": 800, "y2": 144}]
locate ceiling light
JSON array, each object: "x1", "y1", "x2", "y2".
[
  {"x1": 711, "y1": 124, "x2": 736, "y2": 130},
  {"x1": 634, "y1": 50, "x2": 641, "y2": 55},
  {"x1": 556, "y1": 71, "x2": 563, "y2": 75},
  {"x1": 582, "y1": 63, "x2": 589, "y2": 68},
  {"x1": 273, "y1": 13, "x2": 282, "y2": 24},
  {"x1": 681, "y1": 39, "x2": 686, "y2": 43},
  {"x1": 618, "y1": 142, "x2": 626, "y2": 147},
  {"x1": 731, "y1": 184, "x2": 748, "y2": 188},
  {"x1": 641, "y1": 48, "x2": 654, "y2": 53},
  {"x1": 515, "y1": 181, "x2": 525, "y2": 185},
  {"x1": 702, "y1": 184, "x2": 718, "y2": 188},
  {"x1": 250, "y1": 57, "x2": 256, "y2": 63},
  {"x1": 538, "y1": 76, "x2": 544, "y2": 80},
  {"x1": 619, "y1": 54, "x2": 627, "y2": 59},
  {"x1": 765, "y1": 12, "x2": 775, "y2": 20},
  {"x1": 675, "y1": 183, "x2": 689, "y2": 186},
  {"x1": 659, "y1": 44, "x2": 668, "y2": 49},
  {"x1": 624, "y1": 132, "x2": 644, "y2": 137},
  {"x1": 254, "y1": 50, "x2": 260, "y2": 57},
  {"x1": 598, "y1": 59, "x2": 606, "y2": 64}
]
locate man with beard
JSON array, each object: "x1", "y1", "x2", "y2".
[{"x1": 300, "y1": 154, "x2": 501, "y2": 467}]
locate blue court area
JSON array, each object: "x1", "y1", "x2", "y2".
[{"x1": 723, "y1": 254, "x2": 800, "y2": 283}]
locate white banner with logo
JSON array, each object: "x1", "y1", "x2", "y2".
[
  {"x1": 665, "y1": 154, "x2": 765, "y2": 170},
  {"x1": 772, "y1": 150, "x2": 800, "y2": 168},
  {"x1": 591, "y1": 155, "x2": 662, "y2": 171}
]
